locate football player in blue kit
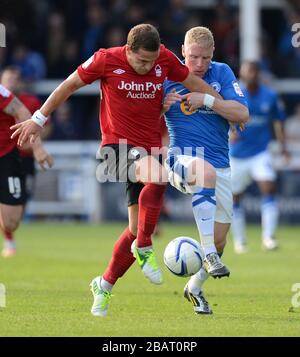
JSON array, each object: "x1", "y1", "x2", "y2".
[
  {"x1": 163, "y1": 27, "x2": 249, "y2": 314},
  {"x1": 230, "y1": 61, "x2": 288, "y2": 253}
]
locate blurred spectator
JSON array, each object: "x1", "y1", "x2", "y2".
[
  {"x1": 107, "y1": 0, "x2": 129, "y2": 18},
  {"x1": 124, "y1": 2, "x2": 146, "y2": 30},
  {"x1": 1, "y1": 0, "x2": 298, "y2": 80},
  {"x1": 11, "y1": 44, "x2": 46, "y2": 81},
  {"x1": 210, "y1": 0, "x2": 234, "y2": 60},
  {"x1": 105, "y1": 26, "x2": 126, "y2": 48},
  {"x1": 46, "y1": 12, "x2": 67, "y2": 77},
  {"x1": 221, "y1": 10, "x2": 239, "y2": 72},
  {"x1": 277, "y1": 9, "x2": 300, "y2": 77},
  {"x1": 82, "y1": 3, "x2": 107, "y2": 59},
  {"x1": 49, "y1": 102, "x2": 79, "y2": 140},
  {"x1": 258, "y1": 33, "x2": 275, "y2": 82},
  {"x1": 184, "y1": 14, "x2": 203, "y2": 33},
  {"x1": 1, "y1": 0, "x2": 298, "y2": 141},
  {"x1": 285, "y1": 103, "x2": 300, "y2": 143},
  {"x1": 50, "y1": 40, "x2": 80, "y2": 78},
  {"x1": 0, "y1": 48, "x2": 9, "y2": 71},
  {"x1": 160, "y1": 0, "x2": 188, "y2": 53}
]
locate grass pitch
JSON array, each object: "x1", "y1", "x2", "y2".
[{"x1": 0, "y1": 223, "x2": 299, "y2": 336}]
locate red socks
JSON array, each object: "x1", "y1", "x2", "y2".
[
  {"x1": 3, "y1": 230, "x2": 13, "y2": 241},
  {"x1": 103, "y1": 227, "x2": 136, "y2": 285},
  {"x1": 102, "y1": 184, "x2": 166, "y2": 284},
  {"x1": 136, "y1": 183, "x2": 166, "y2": 248}
]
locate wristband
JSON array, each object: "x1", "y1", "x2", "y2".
[
  {"x1": 203, "y1": 94, "x2": 215, "y2": 109},
  {"x1": 31, "y1": 110, "x2": 48, "y2": 127}
]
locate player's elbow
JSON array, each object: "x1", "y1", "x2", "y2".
[
  {"x1": 15, "y1": 106, "x2": 31, "y2": 123},
  {"x1": 66, "y1": 71, "x2": 85, "y2": 92},
  {"x1": 234, "y1": 105, "x2": 249, "y2": 123},
  {"x1": 59, "y1": 79, "x2": 78, "y2": 95},
  {"x1": 57, "y1": 72, "x2": 84, "y2": 96},
  {"x1": 240, "y1": 106, "x2": 250, "y2": 123}
]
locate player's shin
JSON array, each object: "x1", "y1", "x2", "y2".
[
  {"x1": 192, "y1": 188, "x2": 230, "y2": 277},
  {"x1": 2, "y1": 229, "x2": 14, "y2": 241},
  {"x1": 102, "y1": 227, "x2": 136, "y2": 287},
  {"x1": 1, "y1": 229, "x2": 16, "y2": 257},
  {"x1": 187, "y1": 267, "x2": 209, "y2": 295},
  {"x1": 231, "y1": 202, "x2": 247, "y2": 251},
  {"x1": 192, "y1": 188, "x2": 217, "y2": 255},
  {"x1": 136, "y1": 183, "x2": 166, "y2": 248},
  {"x1": 261, "y1": 195, "x2": 279, "y2": 243}
]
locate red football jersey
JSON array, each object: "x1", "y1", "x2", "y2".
[
  {"x1": 77, "y1": 45, "x2": 189, "y2": 151},
  {"x1": 0, "y1": 84, "x2": 16, "y2": 157},
  {"x1": 160, "y1": 117, "x2": 168, "y2": 136},
  {"x1": 19, "y1": 93, "x2": 41, "y2": 114}
]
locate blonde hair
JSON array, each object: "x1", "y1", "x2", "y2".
[{"x1": 184, "y1": 27, "x2": 214, "y2": 48}]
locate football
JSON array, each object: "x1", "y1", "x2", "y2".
[{"x1": 163, "y1": 236, "x2": 204, "y2": 277}]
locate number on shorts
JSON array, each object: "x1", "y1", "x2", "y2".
[{"x1": 8, "y1": 177, "x2": 21, "y2": 198}]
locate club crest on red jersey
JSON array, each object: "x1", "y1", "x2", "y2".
[{"x1": 155, "y1": 64, "x2": 162, "y2": 77}]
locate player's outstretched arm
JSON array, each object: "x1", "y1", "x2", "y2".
[
  {"x1": 181, "y1": 73, "x2": 222, "y2": 99},
  {"x1": 207, "y1": 98, "x2": 249, "y2": 123},
  {"x1": 273, "y1": 120, "x2": 290, "y2": 160},
  {"x1": 3, "y1": 95, "x2": 54, "y2": 169},
  {"x1": 31, "y1": 136, "x2": 54, "y2": 171},
  {"x1": 182, "y1": 92, "x2": 249, "y2": 124},
  {"x1": 4, "y1": 96, "x2": 45, "y2": 145},
  {"x1": 10, "y1": 71, "x2": 86, "y2": 146},
  {"x1": 4, "y1": 96, "x2": 32, "y2": 122}
]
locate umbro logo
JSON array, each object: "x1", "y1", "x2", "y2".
[{"x1": 113, "y1": 69, "x2": 126, "y2": 74}]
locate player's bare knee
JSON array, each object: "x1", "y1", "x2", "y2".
[
  {"x1": 203, "y1": 170, "x2": 216, "y2": 187},
  {"x1": 203, "y1": 162, "x2": 216, "y2": 187},
  {"x1": 187, "y1": 159, "x2": 216, "y2": 187},
  {"x1": 186, "y1": 159, "x2": 203, "y2": 186},
  {"x1": 129, "y1": 224, "x2": 137, "y2": 236},
  {"x1": 2, "y1": 218, "x2": 19, "y2": 233},
  {"x1": 128, "y1": 205, "x2": 138, "y2": 236}
]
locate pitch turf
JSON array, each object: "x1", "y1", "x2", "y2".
[{"x1": 0, "y1": 223, "x2": 299, "y2": 337}]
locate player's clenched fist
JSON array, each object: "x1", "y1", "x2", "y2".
[{"x1": 181, "y1": 92, "x2": 206, "y2": 111}]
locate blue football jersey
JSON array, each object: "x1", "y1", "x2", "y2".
[
  {"x1": 229, "y1": 84, "x2": 286, "y2": 158},
  {"x1": 164, "y1": 61, "x2": 248, "y2": 168}
]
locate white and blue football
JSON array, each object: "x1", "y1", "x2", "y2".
[{"x1": 163, "y1": 236, "x2": 203, "y2": 277}]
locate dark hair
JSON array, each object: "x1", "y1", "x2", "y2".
[{"x1": 127, "y1": 24, "x2": 160, "y2": 52}]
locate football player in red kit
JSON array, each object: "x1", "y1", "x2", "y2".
[
  {"x1": 11, "y1": 24, "x2": 221, "y2": 316},
  {"x1": 0, "y1": 83, "x2": 53, "y2": 257},
  {"x1": 0, "y1": 66, "x2": 52, "y2": 256}
]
